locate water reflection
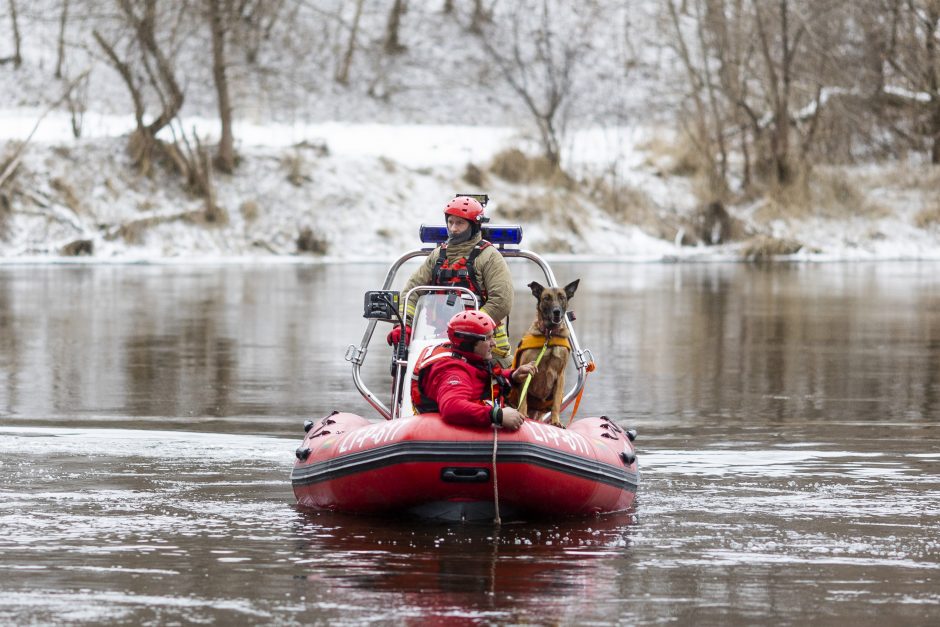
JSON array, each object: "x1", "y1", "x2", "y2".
[
  {"x1": 291, "y1": 510, "x2": 636, "y2": 624},
  {"x1": 2, "y1": 263, "x2": 940, "y2": 431}
]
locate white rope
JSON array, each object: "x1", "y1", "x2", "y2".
[{"x1": 491, "y1": 425, "x2": 501, "y2": 526}]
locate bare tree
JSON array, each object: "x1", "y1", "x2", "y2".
[
  {"x1": 469, "y1": 0, "x2": 492, "y2": 33},
  {"x1": 876, "y1": 0, "x2": 940, "y2": 163},
  {"x1": 232, "y1": 0, "x2": 285, "y2": 65},
  {"x1": 336, "y1": 0, "x2": 365, "y2": 84},
  {"x1": 666, "y1": 0, "x2": 734, "y2": 194},
  {"x1": 3, "y1": 0, "x2": 23, "y2": 67},
  {"x1": 56, "y1": 0, "x2": 70, "y2": 79},
  {"x1": 475, "y1": 0, "x2": 597, "y2": 169},
  {"x1": 93, "y1": 0, "x2": 185, "y2": 176},
  {"x1": 664, "y1": 0, "x2": 858, "y2": 193},
  {"x1": 384, "y1": 0, "x2": 407, "y2": 54},
  {"x1": 208, "y1": 0, "x2": 236, "y2": 172}
]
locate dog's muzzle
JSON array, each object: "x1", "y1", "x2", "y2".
[{"x1": 551, "y1": 309, "x2": 563, "y2": 324}]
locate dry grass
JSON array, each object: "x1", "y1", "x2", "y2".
[
  {"x1": 188, "y1": 202, "x2": 228, "y2": 226},
  {"x1": 676, "y1": 201, "x2": 749, "y2": 246},
  {"x1": 749, "y1": 166, "x2": 889, "y2": 223},
  {"x1": 108, "y1": 215, "x2": 163, "y2": 244},
  {"x1": 537, "y1": 236, "x2": 575, "y2": 253},
  {"x1": 639, "y1": 133, "x2": 701, "y2": 178},
  {"x1": 106, "y1": 209, "x2": 204, "y2": 244},
  {"x1": 586, "y1": 176, "x2": 677, "y2": 240},
  {"x1": 740, "y1": 235, "x2": 804, "y2": 261},
  {"x1": 498, "y1": 192, "x2": 589, "y2": 240},
  {"x1": 489, "y1": 148, "x2": 567, "y2": 185},
  {"x1": 497, "y1": 199, "x2": 543, "y2": 223},
  {"x1": 914, "y1": 202, "x2": 940, "y2": 228},
  {"x1": 283, "y1": 151, "x2": 312, "y2": 186},
  {"x1": 297, "y1": 226, "x2": 328, "y2": 254},
  {"x1": 591, "y1": 178, "x2": 657, "y2": 224},
  {"x1": 462, "y1": 162, "x2": 486, "y2": 187},
  {"x1": 59, "y1": 239, "x2": 94, "y2": 256},
  {"x1": 490, "y1": 148, "x2": 529, "y2": 183},
  {"x1": 51, "y1": 177, "x2": 83, "y2": 214},
  {"x1": 855, "y1": 161, "x2": 940, "y2": 189},
  {"x1": 809, "y1": 167, "x2": 889, "y2": 219},
  {"x1": 240, "y1": 200, "x2": 260, "y2": 222}
]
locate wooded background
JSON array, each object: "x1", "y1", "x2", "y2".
[{"x1": 2, "y1": 0, "x2": 939, "y2": 211}]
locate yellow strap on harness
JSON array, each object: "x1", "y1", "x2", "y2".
[
  {"x1": 512, "y1": 334, "x2": 571, "y2": 369},
  {"x1": 516, "y1": 338, "x2": 550, "y2": 403},
  {"x1": 514, "y1": 332, "x2": 575, "y2": 416}
]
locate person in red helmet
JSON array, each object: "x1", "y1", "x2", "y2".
[
  {"x1": 389, "y1": 195, "x2": 515, "y2": 362},
  {"x1": 411, "y1": 310, "x2": 536, "y2": 430}
]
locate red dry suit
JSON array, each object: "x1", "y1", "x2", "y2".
[{"x1": 412, "y1": 344, "x2": 514, "y2": 428}]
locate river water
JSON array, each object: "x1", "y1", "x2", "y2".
[{"x1": 1, "y1": 261, "x2": 938, "y2": 625}]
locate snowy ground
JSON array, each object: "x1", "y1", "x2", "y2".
[{"x1": 2, "y1": 108, "x2": 939, "y2": 264}]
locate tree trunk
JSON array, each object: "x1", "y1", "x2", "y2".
[
  {"x1": 932, "y1": 103, "x2": 940, "y2": 164},
  {"x1": 926, "y1": 6, "x2": 939, "y2": 163},
  {"x1": 336, "y1": 0, "x2": 365, "y2": 84},
  {"x1": 116, "y1": 0, "x2": 183, "y2": 137},
  {"x1": 8, "y1": 0, "x2": 22, "y2": 67},
  {"x1": 55, "y1": 0, "x2": 70, "y2": 79},
  {"x1": 209, "y1": 0, "x2": 236, "y2": 173},
  {"x1": 384, "y1": 0, "x2": 406, "y2": 54},
  {"x1": 470, "y1": 0, "x2": 488, "y2": 33}
]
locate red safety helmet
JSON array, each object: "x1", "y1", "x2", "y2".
[
  {"x1": 444, "y1": 196, "x2": 486, "y2": 226},
  {"x1": 447, "y1": 309, "x2": 496, "y2": 345}
]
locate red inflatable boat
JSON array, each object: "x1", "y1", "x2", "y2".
[
  {"x1": 291, "y1": 219, "x2": 638, "y2": 521},
  {"x1": 292, "y1": 411, "x2": 637, "y2": 521}
]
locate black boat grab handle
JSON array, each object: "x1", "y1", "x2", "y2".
[{"x1": 440, "y1": 467, "x2": 490, "y2": 483}]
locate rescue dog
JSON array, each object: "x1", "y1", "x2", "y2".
[{"x1": 508, "y1": 279, "x2": 579, "y2": 427}]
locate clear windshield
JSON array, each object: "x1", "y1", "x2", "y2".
[{"x1": 410, "y1": 292, "x2": 475, "y2": 343}]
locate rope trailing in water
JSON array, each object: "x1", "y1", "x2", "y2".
[
  {"x1": 491, "y1": 424, "x2": 501, "y2": 526},
  {"x1": 565, "y1": 359, "x2": 596, "y2": 427}
]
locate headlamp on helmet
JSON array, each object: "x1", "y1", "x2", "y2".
[{"x1": 444, "y1": 196, "x2": 489, "y2": 230}]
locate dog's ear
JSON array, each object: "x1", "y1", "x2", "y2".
[
  {"x1": 563, "y1": 279, "x2": 580, "y2": 300},
  {"x1": 528, "y1": 281, "x2": 544, "y2": 300}
]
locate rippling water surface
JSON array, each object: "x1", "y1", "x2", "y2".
[{"x1": 1, "y1": 262, "x2": 938, "y2": 625}]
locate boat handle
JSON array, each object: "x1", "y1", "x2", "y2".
[{"x1": 440, "y1": 467, "x2": 490, "y2": 483}]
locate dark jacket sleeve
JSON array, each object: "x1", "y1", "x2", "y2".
[{"x1": 425, "y1": 362, "x2": 493, "y2": 428}]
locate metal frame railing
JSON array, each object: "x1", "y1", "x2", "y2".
[{"x1": 345, "y1": 247, "x2": 591, "y2": 420}]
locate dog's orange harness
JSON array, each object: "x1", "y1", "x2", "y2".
[
  {"x1": 511, "y1": 334, "x2": 571, "y2": 369},
  {"x1": 512, "y1": 333, "x2": 572, "y2": 411}
]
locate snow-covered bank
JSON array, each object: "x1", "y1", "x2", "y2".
[{"x1": 2, "y1": 116, "x2": 940, "y2": 263}]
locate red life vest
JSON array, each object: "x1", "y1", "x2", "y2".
[
  {"x1": 410, "y1": 343, "x2": 511, "y2": 414},
  {"x1": 431, "y1": 240, "x2": 492, "y2": 302},
  {"x1": 411, "y1": 344, "x2": 457, "y2": 414}
]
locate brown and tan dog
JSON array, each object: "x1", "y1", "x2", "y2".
[{"x1": 508, "y1": 279, "x2": 579, "y2": 427}]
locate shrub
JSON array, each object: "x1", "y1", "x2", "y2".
[
  {"x1": 297, "y1": 226, "x2": 328, "y2": 254},
  {"x1": 914, "y1": 204, "x2": 940, "y2": 229},
  {"x1": 240, "y1": 200, "x2": 260, "y2": 222},
  {"x1": 283, "y1": 151, "x2": 311, "y2": 186},
  {"x1": 740, "y1": 235, "x2": 803, "y2": 262},
  {"x1": 490, "y1": 148, "x2": 529, "y2": 183},
  {"x1": 463, "y1": 162, "x2": 486, "y2": 187},
  {"x1": 489, "y1": 148, "x2": 565, "y2": 184}
]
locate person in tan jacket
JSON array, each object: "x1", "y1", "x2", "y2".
[{"x1": 389, "y1": 196, "x2": 514, "y2": 362}]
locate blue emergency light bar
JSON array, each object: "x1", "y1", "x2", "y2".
[{"x1": 419, "y1": 224, "x2": 524, "y2": 246}]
